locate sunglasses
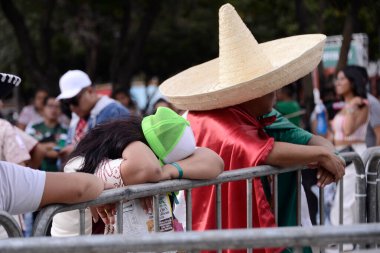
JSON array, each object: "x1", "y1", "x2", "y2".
[{"x1": 62, "y1": 88, "x2": 86, "y2": 107}]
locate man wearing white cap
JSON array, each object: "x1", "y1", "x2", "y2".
[
  {"x1": 57, "y1": 70, "x2": 130, "y2": 158},
  {"x1": 160, "y1": 4, "x2": 345, "y2": 253}
]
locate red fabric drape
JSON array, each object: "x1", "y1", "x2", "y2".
[{"x1": 187, "y1": 106, "x2": 282, "y2": 253}]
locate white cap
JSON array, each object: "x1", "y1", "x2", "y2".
[{"x1": 57, "y1": 70, "x2": 91, "y2": 100}]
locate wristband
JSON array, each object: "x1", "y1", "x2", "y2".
[{"x1": 170, "y1": 162, "x2": 183, "y2": 179}]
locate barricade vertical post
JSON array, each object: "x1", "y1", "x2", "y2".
[
  {"x1": 319, "y1": 187, "x2": 325, "y2": 253},
  {"x1": 79, "y1": 209, "x2": 85, "y2": 235},
  {"x1": 153, "y1": 195, "x2": 160, "y2": 232},
  {"x1": 247, "y1": 179, "x2": 252, "y2": 229},
  {"x1": 297, "y1": 170, "x2": 301, "y2": 226},
  {"x1": 216, "y1": 184, "x2": 222, "y2": 253},
  {"x1": 377, "y1": 175, "x2": 380, "y2": 222},
  {"x1": 352, "y1": 156, "x2": 366, "y2": 225},
  {"x1": 247, "y1": 179, "x2": 253, "y2": 253},
  {"x1": 116, "y1": 201, "x2": 123, "y2": 234},
  {"x1": 366, "y1": 153, "x2": 380, "y2": 223},
  {"x1": 0, "y1": 211, "x2": 23, "y2": 238},
  {"x1": 186, "y1": 189, "x2": 192, "y2": 231},
  {"x1": 319, "y1": 187, "x2": 325, "y2": 225},
  {"x1": 339, "y1": 179, "x2": 343, "y2": 226},
  {"x1": 339, "y1": 178, "x2": 343, "y2": 253},
  {"x1": 216, "y1": 184, "x2": 222, "y2": 230},
  {"x1": 341, "y1": 151, "x2": 367, "y2": 250},
  {"x1": 33, "y1": 205, "x2": 62, "y2": 236},
  {"x1": 364, "y1": 152, "x2": 380, "y2": 249},
  {"x1": 273, "y1": 175, "x2": 278, "y2": 224}
]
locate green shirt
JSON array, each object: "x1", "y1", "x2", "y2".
[
  {"x1": 263, "y1": 109, "x2": 313, "y2": 253},
  {"x1": 27, "y1": 122, "x2": 67, "y2": 172},
  {"x1": 275, "y1": 101, "x2": 302, "y2": 127}
]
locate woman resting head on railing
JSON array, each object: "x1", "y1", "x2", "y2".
[{"x1": 50, "y1": 107, "x2": 224, "y2": 236}]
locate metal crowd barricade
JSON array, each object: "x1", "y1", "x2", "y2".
[
  {"x1": 339, "y1": 152, "x2": 367, "y2": 225},
  {"x1": 0, "y1": 211, "x2": 23, "y2": 238},
  {"x1": 33, "y1": 164, "x2": 305, "y2": 236},
  {"x1": 3, "y1": 223, "x2": 380, "y2": 253},
  {"x1": 362, "y1": 147, "x2": 380, "y2": 223},
  {"x1": 31, "y1": 151, "x2": 369, "y2": 252}
]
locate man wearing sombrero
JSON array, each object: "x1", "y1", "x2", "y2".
[{"x1": 160, "y1": 4, "x2": 345, "y2": 253}]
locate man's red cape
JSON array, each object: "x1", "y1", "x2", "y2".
[{"x1": 187, "y1": 106, "x2": 282, "y2": 253}]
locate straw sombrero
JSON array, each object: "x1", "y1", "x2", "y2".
[{"x1": 159, "y1": 3, "x2": 326, "y2": 111}]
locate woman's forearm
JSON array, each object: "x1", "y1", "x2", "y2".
[{"x1": 162, "y1": 147, "x2": 224, "y2": 180}]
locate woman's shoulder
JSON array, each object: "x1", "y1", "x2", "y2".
[{"x1": 64, "y1": 156, "x2": 85, "y2": 172}]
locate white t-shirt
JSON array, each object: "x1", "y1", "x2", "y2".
[{"x1": 0, "y1": 161, "x2": 45, "y2": 214}]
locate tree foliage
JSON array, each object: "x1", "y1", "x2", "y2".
[{"x1": 0, "y1": 0, "x2": 378, "y2": 103}]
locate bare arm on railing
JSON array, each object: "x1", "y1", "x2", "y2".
[
  {"x1": 39, "y1": 172, "x2": 106, "y2": 208},
  {"x1": 0, "y1": 161, "x2": 107, "y2": 215},
  {"x1": 162, "y1": 147, "x2": 224, "y2": 179},
  {"x1": 266, "y1": 142, "x2": 345, "y2": 187},
  {"x1": 120, "y1": 141, "x2": 224, "y2": 185}
]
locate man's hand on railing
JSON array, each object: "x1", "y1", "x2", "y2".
[
  {"x1": 316, "y1": 168, "x2": 335, "y2": 188},
  {"x1": 317, "y1": 151, "x2": 345, "y2": 182}
]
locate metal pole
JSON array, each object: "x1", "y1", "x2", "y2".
[
  {"x1": 319, "y1": 187, "x2": 325, "y2": 225},
  {"x1": 3, "y1": 224, "x2": 380, "y2": 253},
  {"x1": 339, "y1": 177, "x2": 344, "y2": 253},
  {"x1": 297, "y1": 170, "x2": 301, "y2": 226},
  {"x1": 0, "y1": 211, "x2": 23, "y2": 238},
  {"x1": 247, "y1": 179, "x2": 252, "y2": 229},
  {"x1": 153, "y1": 195, "x2": 160, "y2": 232},
  {"x1": 186, "y1": 189, "x2": 192, "y2": 231},
  {"x1": 216, "y1": 184, "x2": 222, "y2": 230},
  {"x1": 247, "y1": 179, "x2": 253, "y2": 253},
  {"x1": 319, "y1": 187, "x2": 325, "y2": 253},
  {"x1": 273, "y1": 175, "x2": 278, "y2": 224},
  {"x1": 366, "y1": 154, "x2": 380, "y2": 223},
  {"x1": 79, "y1": 209, "x2": 85, "y2": 235},
  {"x1": 116, "y1": 201, "x2": 123, "y2": 234}
]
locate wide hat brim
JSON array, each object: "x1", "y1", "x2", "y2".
[
  {"x1": 159, "y1": 4, "x2": 326, "y2": 111},
  {"x1": 160, "y1": 34, "x2": 325, "y2": 111}
]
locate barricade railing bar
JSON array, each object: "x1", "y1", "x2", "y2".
[
  {"x1": 3, "y1": 223, "x2": 380, "y2": 253},
  {"x1": 0, "y1": 211, "x2": 22, "y2": 238}
]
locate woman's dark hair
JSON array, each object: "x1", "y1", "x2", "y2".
[
  {"x1": 69, "y1": 116, "x2": 148, "y2": 174},
  {"x1": 341, "y1": 66, "x2": 367, "y2": 99}
]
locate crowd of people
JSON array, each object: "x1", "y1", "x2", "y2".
[{"x1": 0, "y1": 3, "x2": 378, "y2": 253}]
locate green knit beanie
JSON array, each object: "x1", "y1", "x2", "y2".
[{"x1": 142, "y1": 107, "x2": 196, "y2": 164}]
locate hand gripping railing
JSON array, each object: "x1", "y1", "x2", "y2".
[
  {"x1": 3, "y1": 223, "x2": 380, "y2": 253},
  {"x1": 0, "y1": 211, "x2": 23, "y2": 238}
]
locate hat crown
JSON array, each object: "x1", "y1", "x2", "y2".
[
  {"x1": 57, "y1": 70, "x2": 91, "y2": 100},
  {"x1": 218, "y1": 4, "x2": 273, "y2": 87}
]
